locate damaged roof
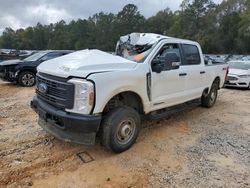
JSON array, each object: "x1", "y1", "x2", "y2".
[
  {"x1": 119, "y1": 33, "x2": 196, "y2": 46},
  {"x1": 119, "y1": 33, "x2": 171, "y2": 46}
]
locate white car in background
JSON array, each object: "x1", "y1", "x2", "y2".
[
  {"x1": 225, "y1": 61, "x2": 250, "y2": 89},
  {"x1": 241, "y1": 56, "x2": 250, "y2": 61}
]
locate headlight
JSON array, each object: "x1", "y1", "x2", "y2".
[
  {"x1": 66, "y1": 78, "x2": 94, "y2": 115},
  {"x1": 239, "y1": 74, "x2": 250, "y2": 78}
]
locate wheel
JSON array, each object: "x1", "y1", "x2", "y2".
[
  {"x1": 201, "y1": 80, "x2": 219, "y2": 108},
  {"x1": 248, "y1": 82, "x2": 250, "y2": 90},
  {"x1": 18, "y1": 71, "x2": 36, "y2": 87},
  {"x1": 101, "y1": 107, "x2": 141, "y2": 153}
]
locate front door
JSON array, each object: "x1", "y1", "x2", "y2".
[{"x1": 150, "y1": 43, "x2": 187, "y2": 111}]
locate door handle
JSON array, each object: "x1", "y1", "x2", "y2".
[
  {"x1": 179, "y1": 73, "x2": 187, "y2": 77},
  {"x1": 200, "y1": 71, "x2": 206, "y2": 74}
]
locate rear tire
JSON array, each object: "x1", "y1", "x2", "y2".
[
  {"x1": 18, "y1": 71, "x2": 36, "y2": 87},
  {"x1": 201, "y1": 80, "x2": 219, "y2": 108},
  {"x1": 101, "y1": 107, "x2": 141, "y2": 153}
]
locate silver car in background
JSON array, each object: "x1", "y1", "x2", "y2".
[{"x1": 225, "y1": 61, "x2": 250, "y2": 89}]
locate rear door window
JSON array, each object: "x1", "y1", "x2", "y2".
[{"x1": 182, "y1": 44, "x2": 201, "y2": 65}]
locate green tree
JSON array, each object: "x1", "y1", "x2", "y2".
[
  {"x1": 215, "y1": 0, "x2": 246, "y2": 53},
  {"x1": 0, "y1": 28, "x2": 16, "y2": 49},
  {"x1": 0, "y1": 2, "x2": 249, "y2": 53},
  {"x1": 88, "y1": 12, "x2": 116, "y2": 50},
  {"x1": 145, "y1": 8, "x2": 174, "y2": 35},
  {"x1": 115, "y1": 4, "x2": 146, "y2": 36},
  {"x1": 237, "y1": 0, "x2": 250, "y2": 53}
]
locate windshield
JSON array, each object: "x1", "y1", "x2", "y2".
[
  {"x1": 229, "y1": 62, "x2": 250, "y2": 70},
  {"x1": 116, "y1": 33, "x2": 157, "y2": 63},
  {"x1": 24, "y1": 51, "x2": 47, "y2": 61},
  {"x1": 117, "y1": 44, "x2": 155, "y2": 63}
]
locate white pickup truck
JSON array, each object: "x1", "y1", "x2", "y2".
[{"x1": 31, "y1": 33, "x2": 228, "y2": 153}]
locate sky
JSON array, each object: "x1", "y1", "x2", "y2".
[{"x1": 0, "y1": 0, "x2": 223, "y2": 34}]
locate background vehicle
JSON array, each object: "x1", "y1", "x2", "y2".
[
  {"x1": 0, "y1": 49, "x2": 35, "y2": 61},
  {"x1": 204, "y1": 55, "x2": 225, "y2": 65},
  {"x1": 224, "y1": 61, "x2": 250, "y2": 89},
  {"x1": 19, "y1": 50, "x2": 37, "y2": 60},
  {"x1": 31, "y1": 33, "x2": 228, "y2": 153},
  {"x1": 241, "y1": 56, "x2": 250, "y2": 61},
  {"x1": 0, "y1": 49, "x2": 19, "y2": 61},
  {"x1": 0, "y1": 50, "x2": 73, "y2": 86}
]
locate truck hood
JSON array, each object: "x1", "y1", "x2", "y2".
[
  {"x1": 0, "y1": 59, "x2": 23, "y2": 66},
  {"x1": 229, "y1": 68, "x2": 250, "y2": 75},
  {"x1": 37, "y1": 49, "x2": 137, "y2": 78}
]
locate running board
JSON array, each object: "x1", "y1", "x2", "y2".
[{"x1": 148, "y1": 99, "x2": 201, "y2": 120}]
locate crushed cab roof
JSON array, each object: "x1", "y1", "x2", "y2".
[
  {"x1": 119, "y1": 33, "x2": 195, "y2": 46},
  {"x1": 119, "y1": 33, "x2": 171, "y2": 46}
]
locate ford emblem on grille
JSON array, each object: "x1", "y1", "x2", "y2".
[{"x1": 38, "y1": 83, "x2": 48, "y2": 94}]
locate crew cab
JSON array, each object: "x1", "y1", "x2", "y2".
[
  {"x1": 31, "y1": 33, "x2": 228, "y2": 153},
  {"x1": 0, "y1": 50, "x2": 73, "y2": 86}
]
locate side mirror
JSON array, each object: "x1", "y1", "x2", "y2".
[
  {"x1": 151, "y1": 52, "x2": 180, "y2": 73},
  {"x1": 151, "y1": 59, "x2": 163, "y2": 73}
]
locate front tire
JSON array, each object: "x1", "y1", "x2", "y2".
[
  {"x1": 18, "y1": 71, "x2": 36, "y2": 87},
  {"x1": 201, "y1": 80, "x2": 219, "y2": 108},
  {"x1": 101, "y1": 107, "x2": 141, "y2": 153}
]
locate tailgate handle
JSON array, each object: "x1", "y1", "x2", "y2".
[
  {"x1": 200, "y1": 71, "x2": 206, "y2": 74},
  {"x1": 179, "y1": 73, "x2": 187, "y2": 77}
]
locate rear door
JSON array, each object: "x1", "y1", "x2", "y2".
[{"x1": 180, "y1": 44, "x2": 206, "y2": 100}]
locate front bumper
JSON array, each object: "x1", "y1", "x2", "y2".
[
  {"x1": 0, "y1": 71, "x2": 18, "y2": 82},
  {"x1": 31, "y1": 96, "x2": 102, "y2": 145},
  {"x1": 224, "y1": 80, "x2": 249, "y2": 88}
]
